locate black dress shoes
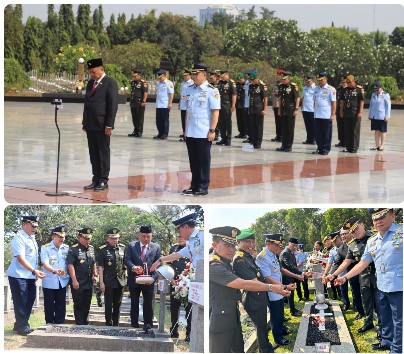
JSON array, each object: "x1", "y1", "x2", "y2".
[
  {"x1": 341, "y1": 305, "x2": 350, "y2": 312},
  {"x1": 282, "y1": 328, "x2": 292, "y2": 335},
  {"x1": 94, "y1": 182, "x2": 108, "y2": 191},
  {"x1": 132, "y1": 323, "x2": 140, "y2": 328},
  {"x1": 283, "y1": 148, "x2": 292, "y2": 152},
  {"x1": 17, "y1": 329, "x2": 34, "y2": 336},
  {"x1": 335, "y1": 142, "x2": 344, "y2": 147},
  {"x1": 371, "y1": 342, "x2": 390, "y2": 351},
  {"x1": 320, "y1": 151, "x2": 329, "y2": 155},
  {"x1": 185, "y1": 335, "x2": 190, "y2": 342},
  {"x1": 283, "y1": 317, "x2": 291, "y2": 321},
  {"x1": 355, "y1": 313, "x2": 364, "y2": 320},
  {"x1": 170, "y1": 332, "x2": 179, "y2": 338},
  {"x1": 84, "y1": 182, "x2": 97, "y2": 190},
  {"x1": 153, "y1": 135, "x2": 161, "y2": 139},
  {"x1": 276, "y1": 146, "x2": 286, "y2": 151},
  {"x1": 159, "y1": 135, "x2": 167, "y2": 140},
  {"x1": 242, "y1": 139, "x2": 251, "y2": 143},
  {"x1": 182, "y1": 187, "x2": 195, "y2": 195},
  {"x1": 128, "y1": 132, "x2": 136, "y2": 137},
  {"x1": 291, "y1": 310, "x2": 302, "y2": 316},
  {"x1": 276, "y1": 338, "x2": 291, "y2": 346},
  {"x1": 216, "y1": 141, "x2": 225, "y2": 145},
  {"x1": 193, "y1": 189, "x2": 208, "y2": 196},
  {"x1": 358, "y1": 324, "x2": 374, "y2": 333},
  {"x1": 312, "y1": 150, "x2": 320, "y2": 154},
  {"x1": 254, "y1": 145, "x2": 261, "y2": 149}
]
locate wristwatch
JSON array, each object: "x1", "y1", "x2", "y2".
[
  {"x1": 31, "y1": 269, "x2": 36, "y2": 275},
  {"x1": 268, "y1": 284, "x2": 273, "y2": 292},
  {"x1": 52, "y1": 269, "x2": 57, "y2": 274},
  {"x1": 209, "y1": 129, "x2": 215, "y2": 133}
]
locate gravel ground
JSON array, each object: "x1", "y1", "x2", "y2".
[
  {"x1": 306, "y1": 304, "x2": 341, "y2": 346},
  {"x1": 46, "y1": 326, "x2": 155, "y2": 338}
]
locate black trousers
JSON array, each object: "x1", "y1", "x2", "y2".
[
  {"x1": 273, "y1": 107, "x2": 282, "y2": 139},
  {"x1": 360, "y1": 273, "x2": 379, "y2": 327},
  {"x1": 129, "y1": 284, "x2": 154, "y2": 327},
  {"x1": 235, "y1": 108, "x2": 247, "y2": 136},
  {"x1": 315, "y1": 118, "x2": 333, "y2": 153},
  {"x1": 156, "y1": 108, "x2": 170, "y2": 136},
  {"x1": 71, "y1": 287, "x2": 92, "y2": 325},
  {"x1": 249, "y1": 113, "x2": 264, "y2": 147},
  {"x1": 344, "y1": 116, "x2": 361, "y2": 152},
  {"x1": 43, "y1": 285, "x2": 67, "y2": 324},
  {"x1": 281, "y1": 114, "x2": 295, "y2": 149},
  {"x1": 247, "y1": 306, "x2": 273, "y2": 352},
  {"x1": 302, "y1": 111, "x2": 316, "y2": 143},
  {"x1": 287, "y1": 288, "x2": 297, "y2": 314},
  {"x1": 86, "y1": 130, "x2": 110, "y2": 183},
  {"x1": 130, "y1": 105, "x2": 145, "y2": 133},
  {"x1": 186, "y1": 137, "x2": 212, "y2": 191},
  {"x1": 349, "y1": 275, "x2": 365, "y2": 315},
  {"x1": 218, "y1": 108, "x2": 232, "y2": 143},
  {"x1": 269, "y1": 298, "x2": 286, "y2": 343},
  {"x1": 340, "y1": 281, "x2": 350, "y2": 307},
  {"x1": 296, "y1": 279, "x2": 310, "y2": 300},
  {"x1": 336, "y1": 114, "x2": 345, "y2": 145},
  {"x1": 104, "y1": 285, "x2": 124, "y2": 326},
  {"x1": 209, "y1": 319, "x2": 244, "y2": 353},
  {"x1": 180, "y1": 110, "x2": 186, "y2": 135},
  {"x1": 170, "y1": 295, "x2": 192, "y2": 336}
]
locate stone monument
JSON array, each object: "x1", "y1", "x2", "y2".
[{"x1": 189, "y1": 259, "x2": 204, "y2": 353}]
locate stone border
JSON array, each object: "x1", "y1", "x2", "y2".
[{"x1": 293, "y1": 300, "x2": 356, "y2": 353}]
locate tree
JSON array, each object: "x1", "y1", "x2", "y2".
[
  {"x1": 246, "y1": 6, "x2": 257, "y2": 20},
  {"x1": 126, "y1": 10, "x2": 159, "y2": 43},
  {"x1": 23, "y1": 16, "x2": 44, "y2": 71},
  {"x1": 55, "y1": 44, "x2": 99, "y2": 75},
  {"x1": 4, "y1": 5, "x2": 24, "y2": 63},
  {"x1": 389, "y1": 26, "x2": 404, "y2": 46},
  {"x1": 45, "y1": 5, "x2": 59, "y2": 54},
  {"x1": 58, "y1": 4, "x2": 75, "y2": 45},
  {"x1": 260, "y1": 7, "x2": 276, "y2": 20},
  {"x1": 76, "y1": 4, "x2": 92, "y2": 41},
  {"x1": 210, "y1": 12, "x2": 235, "y2": 34}
]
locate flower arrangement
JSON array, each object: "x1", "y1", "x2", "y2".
[
  {"x1": 173, "y1": 262, "x2": 194, "y2": 306},
  {"x1": 304, "y1": 251, "x2": 329, "y2": 277}
]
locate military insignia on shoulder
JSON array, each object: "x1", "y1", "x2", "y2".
[
  {"x1": 328, "y1": 85, "x2": 334, "y2": 89},
  {"x1": 259, "y1": 250, "x2": 266, "y2": 256},
  {"x1": 348, "y1": 239, "x2": 355, "y2": 244},
  {"x1": 72, "y1": 244, "x2": 78, "y2": 248},
  {"x1": 89, "y1": 245, "x2": 94, "y2": 248},
  {"x1": 99, "y1": 244, "x2": 107, "y2": 249},
  {"x1": 235, "y1": 251, "x2": 244, "y2": 258},
  {"x1": 357, "y1": 85, "x2": 363, "y2": 89},
  {"x1": 291, "y1": 83, "x2": 299, "y2": 91},
  {"x1": 208, "y1": 83, "x2": 215, "y2": 89},
  {"x1": 44, "y1": 242, "x2": 50, "y2": 247}
]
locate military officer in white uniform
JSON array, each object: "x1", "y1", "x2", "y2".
[
  {"x1": 41, "y1": 225, "x2": 70, "y2": 324},
  {"x1": 178, "y1": 69, "x2": 194, "y2": 141}
]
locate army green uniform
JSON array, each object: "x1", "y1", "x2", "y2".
[
  {"x1": 341, "y1": 85, "x2": 364, "y2": 152},
  {"x1": 248, "y1": 80, "x2": 268, "y2": 148},
  {"x1": 346, "y1": 231, "x2": 378, "y2": 327},
  {"x1": 235, "y1": 81, "x2": 247, "y2": 138},
  {"x1": 209, "y1": 252, "x2": 244, "y2": 353},
  {"x1": 97, "y1": 242, "x2": 126, "y2": 326},
  {"x1": 233, "y1": 250, "x2": 273, "y2": 352},
  {"x1": 66, "y1": 243, "x2": 96, "y2": 325},
  {"x1": 217, "y1": 79, "x2": 236, "y2": 145},
  {"x1": 129, "y1": 78, "x2": 148, "y2": 136},
  {"x1": 279, "y1": 82, "x2": 299, "y2": 150}
]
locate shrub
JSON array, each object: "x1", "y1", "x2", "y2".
[
  {"x1": 365, "y1": 76, "x2": 400, "y2": 99},
  {"x1": 4, "y1": 58, "x2": 30, "y2": 91}
]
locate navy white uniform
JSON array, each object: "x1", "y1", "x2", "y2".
[
  {"x1": 180, "y1": 78, "x2": 194, "y2": 136},
  {"x1": 185, "y1": 79, "x2": 220, "y2": 192},
  {"x1": 362, "y1": 223, "x2": 403, "y2": 353},
  {"x1": 155, "y1": 75, "x2": 174, "y2": 138},
  {"x1": 302, "y1": 82, "x2": 316, "y2": 144},
  {"x1": 41, "y1": 241, "x2": 70, "y2": 323}
]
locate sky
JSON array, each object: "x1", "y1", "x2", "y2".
[{"x1": 19, "y1": 2, "x2": 404, "y2": 35}]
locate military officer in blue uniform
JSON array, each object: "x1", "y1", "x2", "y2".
[
  {"x1": 7, "y1": 215, "x2": 45, "y2": 335},
  {"x1": 178, "y1": 69, "x2": 194, "y2": 141},
  {"x1": 277, "y1": 71, "x2": 300, "y2": 152},
  {"x1": 41, "y1": 225, "x2": 70, "y2": 324},
  {"x1": 233, "y1": 229, "x2": 275, "y2": 352},
  {"x1": 67, "y1": 227, "x2": 97, "y2": 325},
  {"x1": 301, "y1": 75, "x2": 316, "y2": 144},
  {"x1": 209, "y1": 227, "x2": 290, "y2": 353},
  {"x1": 340, "y1": 75, "x2": 364, "y2": 153},
  {"x1": 151, "y1": 213, "x2": 203, "y2": 271},
  {"x1": 154, "y1": 69, "x2": 174, "y2": 139},
  {"x1": 182, "y1": 64, "x2": 220, "y2": 196},
  {"x1": 128, "y1": 70, "x2": 148, "y2": 137},
  {"x1": 216, "y1": 70, "x2": 237, "y2": 146},
  {"x1": 234, "y1": 73, "x2": 247, "y2": 139},
  {"x1": 97, "y1": 227, "x2": 126, "y2": 326},
  {"x1": 368, "y1": 80, "x2": 391, "y2": 151},
  {"x1": 335, "y1": 209, "x2": 402, "y2": 353},
  {"x1": 313, "y1": 72, "x2": 336, "y2": 155},
  {"x1": 248, "y1": 71, "x2": 268, "y2": 149},
  {"x1": 256, "y1": 233, "x2": 295, "y2": 347}
]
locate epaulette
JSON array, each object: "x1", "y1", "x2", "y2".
[
  {"x1": 348, "y1": 238, "x2": 355, "y2": 244},
  {"x1": 199, "y1": 227, "x2": 204, "y2": 231},
  {"x1": 357, "y1": 85, "x2": 363, "y2": 89},
  {"x1": 259, "y1": 80, "x2": 265, "y2": 85},
  {"x1": 230, "y1": 79, "x2": 235, "y2": 82},
  {"x1": 208, "y1": 83, "x2": 215, "y2": 89},
  {"x1": 235, "y1": 251, "x2": 244, "y2": 258},
  {"x1": 72, "y1": 244, "x2": 78, "y2": 248},
  {"x1": 118, "y1": 243, "x2": 126, "y2": 247},
  {"x1": 259, "y1": 250, "x2": 266, "y2": 257},
  {"x1": 291, "y1": 82, "x2": 297, "y2": 86},
  {"x1": 368, "y1": 233, "x2": 377, "y2": 240},
  {"x1": 99, "y1": 244, "x2": 107, "y2": 249},
  {"x1": 328, "y1": 85, "x2": 335, "y2": 89},
  {"x1": 44, "y1": 242, "x2": 50, "y2": 247}
]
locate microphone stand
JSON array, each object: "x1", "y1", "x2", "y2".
[{"x1": 45, "y1": 94, "x2": 68, "y2": 197}]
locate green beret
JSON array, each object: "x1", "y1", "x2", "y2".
[{"x1": 236, "y1": 229, "x2": 256, "y2": 241}]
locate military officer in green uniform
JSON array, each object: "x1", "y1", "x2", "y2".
[
  {"x1": 128, "y1": 70, "x2": 148, "y2": 137},
  {"x1": 209, "y1": 70, "x2": 221, "y2": 139},
  {"x1": 216, "y1": 70, "x2": 237, "y2": 146},
  {"x1": 248, "y1": 71, "x2": 268, "y2": 149},
  {"x1": 209, "y1": 226, "x2": 290, "y2": 353},
  {"x1": 329, "y1": 217, "x2": 378, "y2": 332},
  {"x1": 233, "y1": 229, "x2": 275, "y2": 352},
  {"x1": 66, "y1": 227, "x2": 97, "y2": 325},
  {"x1": 277, "y1": 71, "x2": 300, "y2": 152},
  {"x1": 97, "y1": 227, "x2": 126, "y2": 326},
  {"x1": 340, "y1": 75, "x2": 364, "y2": 153}
]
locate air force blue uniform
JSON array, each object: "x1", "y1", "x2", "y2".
[
  {"x1": 256, "y1": 248, "x2": 287, "y2": 344},
  {"x1": 302, "y1": 82, "x2": 316, "y2": 143},
  {"x1": 41, "y1": 241, "x2": 70, "y2": 323},
  {"x1": 177, "y1": 228, "x2": 204, "y2": 266},
  {"x1": 362, "y1": 223, "x2": 403, "y2": 353}
]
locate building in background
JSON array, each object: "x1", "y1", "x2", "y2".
[{"x1": 199, "y1": 4, "x2": 243, "y2": 26}]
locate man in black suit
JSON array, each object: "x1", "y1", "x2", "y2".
[
  {"x1": 83, "y1": 58, "x2": 118, "y2": 191},
  {"x1": 125, "y1": 225, "x2": 161, "y2": 330},
  {"x1": 279, "y1": 237, "x2": 306, "y2": 316}
]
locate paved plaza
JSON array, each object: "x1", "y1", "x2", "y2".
[{"x1": 4, "y1": 100, "x2": 404, "y2": 204}]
